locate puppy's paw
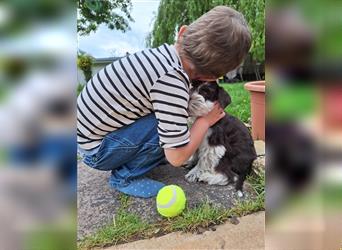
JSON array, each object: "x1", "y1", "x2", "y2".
[
  {"x1": 198, "y1": 173, "x2": 210, "y2": 183},
  {"x1": 185, "y1": 172, "x2": 199, "y2": 182},
  {"x1": 185, "y1": 167, "x2": 201, "y2": 183}
]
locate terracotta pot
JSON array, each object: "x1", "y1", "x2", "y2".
[
  {"x1": 244, "y1": 81, "x2": 265, "y2": 141},
  {"x1": 321, "y1": 86, "x2": 342, "y2": 130}
]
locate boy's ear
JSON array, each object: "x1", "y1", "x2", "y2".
[
  {"x1": 178, "y1": 25, "x2": 187, "y2": 34},
  {"x1": 218, "y1": 87, "x2": 231, "y2": 109},
  {"x1": 177, "y1": 25, "x2": 188, "y2": 41}
]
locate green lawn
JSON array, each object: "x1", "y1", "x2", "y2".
[{"x1": 220, "y1": 82, "x2": 250, "y2": 123}]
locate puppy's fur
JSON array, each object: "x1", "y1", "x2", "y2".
[{"x1": 185, "y1": 81, "x2": 257, "y2": 195}]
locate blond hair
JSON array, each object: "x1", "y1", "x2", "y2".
[{"x1": 180, "y1": 6, "x2": 251, "y2": 78}]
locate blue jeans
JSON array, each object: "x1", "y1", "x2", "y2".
[{"x1": 82, "y1": 113, "x2": 166, "y2": 187}]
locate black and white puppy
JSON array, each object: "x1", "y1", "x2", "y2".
[{"x1": 186, "y1": 81, "x2": 257, "y2": 196}]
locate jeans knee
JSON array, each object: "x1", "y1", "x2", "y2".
[
  {"x1": 83, "y1": 137, "x2": 139, "y2": 171},
  {"x1": 134, "y1": 142, "x2": 164, "y2": 166}
]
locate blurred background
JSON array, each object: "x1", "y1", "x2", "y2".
[
  {"x1": 266, "y1": 0, "x2": 342, "y2": 249},
  {"x1": 0, "y1": 0, "x2": 76, "y2": 249}
]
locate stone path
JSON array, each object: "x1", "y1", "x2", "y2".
[{"x1": 77, "y1": 141, "x2": 265, "y2": 240}]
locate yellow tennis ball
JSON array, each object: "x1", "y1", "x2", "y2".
[{"x1": 156, "y1": 185, "x2": 186, "y2": 217}]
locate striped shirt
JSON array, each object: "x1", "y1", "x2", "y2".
[{"x1": 77, "y1": 43, "x2": 190, "y2": 150}]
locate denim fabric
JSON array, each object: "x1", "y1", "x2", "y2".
[{"x1": 82, "y1": 113, "x2": 166, "y2": 187}]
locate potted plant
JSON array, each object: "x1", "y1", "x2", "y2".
[{"x1": 244, "y1": 81, "x2": 265, "y2": 141}]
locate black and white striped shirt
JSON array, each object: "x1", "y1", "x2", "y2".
[{"x1": 77, "y1": 44, "x2": 190, "y2": 150}]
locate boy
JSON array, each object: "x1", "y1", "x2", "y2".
[{"x1": 77, "y1": 6, "x2": 251, "y2": 198}]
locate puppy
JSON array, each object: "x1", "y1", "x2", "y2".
[{"x1": 185, "y1": 81, "x2": 257, "y2": 196}]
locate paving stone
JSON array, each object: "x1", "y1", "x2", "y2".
[{"x1": 254, "y1": 140, "x2": 265, "y2": 156}]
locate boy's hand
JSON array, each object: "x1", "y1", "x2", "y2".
[{"x1": 199, "y1": 102, "x2": 225, "y2": 127}]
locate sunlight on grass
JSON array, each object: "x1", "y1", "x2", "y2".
[{"x1": 220, "y1": 82, "x2": 250, "y2": 123}]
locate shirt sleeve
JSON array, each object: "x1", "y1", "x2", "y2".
[{"x1": 150, "y1": 70, "x2": 190, "y2": 148}]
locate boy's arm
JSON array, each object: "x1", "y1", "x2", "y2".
[{"x1": 164, "y1": 103, "x2": 224, "y2": 167}]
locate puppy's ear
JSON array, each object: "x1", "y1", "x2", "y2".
[{"x1": 218, "y1": 87, "x2": 231, "y2": 109}]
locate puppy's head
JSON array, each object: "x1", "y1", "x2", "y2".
[{"x1": 188, "y1": 81, "x2": 231, "y2": 117}]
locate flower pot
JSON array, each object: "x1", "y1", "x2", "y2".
[
  {"x1": 321, "y1": 86, "x2": 342, "y2": 131},
  {"x1": 244, "y1": 81, "x2": 265, "y2": 141}
]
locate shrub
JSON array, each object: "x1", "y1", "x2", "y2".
[{"x1": 77, "y1": 54, "x2": 93, "y2": 82}]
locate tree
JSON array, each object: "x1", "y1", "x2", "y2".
[
  {"x1": 78, "y1": 0, "x2": 134, "y2": 36},
  {"x1": 147, "y1": 0, "x2": 265, "y2": 63}
]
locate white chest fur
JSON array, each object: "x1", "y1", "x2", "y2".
[
  {"x1": 185, "y1": 128, "x2": 228, "y2": 185},
  {"x1": 197, "y1": 129, "x2": 226, "y2": 173}
]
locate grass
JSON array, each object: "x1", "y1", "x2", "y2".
[
  {"x1": 220, "y1": 82, "x2": 250, "y2": 123},
  {"x1": 78, "y1": 172, "x2": 265, "y2": 250},
  {"x1": 80, "y1": 210, "x2": 151, "y2": 248},
  {"x1": 232, "y1": 173, "x2": 265, "y2": 216},
  {"x1": 247, "y1": 172, "x2": 265, "y2": 198},
  {"x1": 168, "y1": 201, "x2": 225, "y2": 232},
  {"x1": 118, "y1": 193, "x2": 130, "y2": 209},
  {"x1": 79, "y1": 194, "x2": 152, "y2": 249}
]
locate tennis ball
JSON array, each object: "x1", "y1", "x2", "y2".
[{"x1": 156, "y1": 185, "x2": 186, "y2": 217}]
